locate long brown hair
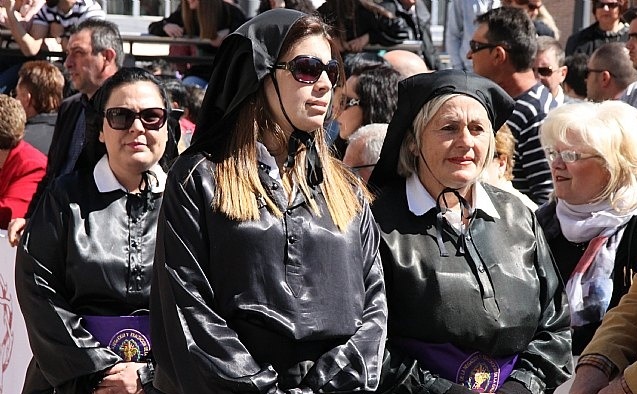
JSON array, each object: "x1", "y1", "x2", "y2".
[
  {"x1": 213, "y1": 15, "x2": 369, "y2": 231},
  {"x1": 182, "y1": 0, "x2": 223, "y2": 39}
]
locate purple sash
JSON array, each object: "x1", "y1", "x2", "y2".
[
  {"x1": 82, "y1": 315, "x2": 151, "y2": 362},
  {"x1": 393, "y1": 338, "x2": 518, "y2": 393}
]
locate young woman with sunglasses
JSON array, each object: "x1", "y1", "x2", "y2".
[
  {"x1": 15, "y1": 67, "x2": 177, "y2": 393},
  {"x1": 150, "y1": 9, "x2": 387, "y2": 394}
]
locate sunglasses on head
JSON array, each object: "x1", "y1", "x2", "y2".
[
  {"x1": 534, "y1": 66, "x2": 558, "y2": 77},
  {"x1": 274, "y1": 55, "x2": 340, "y2": 86},
  {"x1": 594, "y1": 1, "x2": 620, "y2": 9},
  {"x1": 104, "y1": 107, "x2": 168, "y2": 131}
]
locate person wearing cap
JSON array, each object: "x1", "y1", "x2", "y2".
[
  {"x1": 369, "y1": 69, "x2": 572, "y2": 394},
  {"x1": 149, "y1": 9, "x2": 387, "y2": 394}
]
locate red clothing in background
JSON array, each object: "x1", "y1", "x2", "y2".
[{"x1": 0, "y1": 140, "x2": 46, "y2": 229}]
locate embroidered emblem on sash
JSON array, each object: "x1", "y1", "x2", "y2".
[
  {"x1": 108, "y1": 329, "x2": 151, "y2": 362},
  {"x1": 457, "y1": 352, "x2": 500, "y2": 393}
]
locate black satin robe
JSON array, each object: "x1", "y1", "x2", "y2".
[
  {"x1": 15, "y1": 169, "x2": 162, "y2": 393},
  {"x1": 372, "y1": 181, "x2": 572, "y2": 394},
  {"x1": 150, "y1": 153, "x2": 387, "y2": 394}
]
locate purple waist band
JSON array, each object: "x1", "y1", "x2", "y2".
[
  {"x1": 82, "y1": 315, "x2": 151, "y2": 362},
  {"x1": 393, "y1": 338, "x2": 518, "y2": 393}
]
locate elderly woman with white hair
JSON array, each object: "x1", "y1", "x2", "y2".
[{"x1": 536, "y1": 100, "x2": 637, "y2": 356}]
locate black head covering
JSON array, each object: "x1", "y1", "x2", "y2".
[
  {"x1": 188, "y1": 8, "x2": 306, "y2": 159},
  {"x1": 368, "y1": 69, "x2": 515, "y2": 190}
]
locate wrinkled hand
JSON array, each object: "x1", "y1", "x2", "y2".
[
  {"x1": 569, "y1": 365, "x2": 610, "y2": 394},
  {"x1": 93, "y1": 362, "x2": 144, "y2": 394},
  {"x1": 7, "y1": 218, "x2": 26, "y2": 247},
  {"x1": 163, "y1": 23, "x2": 183, "y2": 37}
]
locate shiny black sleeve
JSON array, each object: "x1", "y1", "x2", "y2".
[
  {"x1": 15, "y1": 187, "x2": 120, "y2": 393},
  {"x1": 503, "y1": 215, "x2": 573, "y2": 394},
  {"x1": 150, "y1": 159, "x2": 280, "y2": 394},
  {"x1": 300, "y1": 200, "x2": 388, "y2": 392}
]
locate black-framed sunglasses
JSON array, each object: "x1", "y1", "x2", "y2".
[
  {"x1": 274, "y1": 55, "x2": 340, "y2": 86},
  {"x1": 469, "y1": 40, "x2": 508, "y2": 53},
  {"x1": 593, "y1": 1, "x2": 620, "y2": 9},
  {"x1": 104, "y1": 107, "x2": 168, "y2": 131},
  {"x1": 534, "y1": 66, "x2": 558, "y2": 77},
  {"x1": 341, "y1": 96, "x2": 360, "y2": 109},
  {"x1": 585, "y1": 68, "x2": 612, "y2": 78}
]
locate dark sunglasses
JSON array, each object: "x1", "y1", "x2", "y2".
[
  {"x1": 104, "y1": 107, "x2": 168, "y2": 131},
  {"x1": 341, "y1": 96, "x2": 360, "y2": 109},
  {"x1": 274, "y1": 55, "x2": 340, "y2": 86},
  {"x1": 594, "y1": 1, "x2": 620, "y2": 9},
  {"x1": 527, "y1": 3, "x2": 542, "y2": 10},
  {"x1": 534, "y1": 66, "x2": 558, "y2": 77},
  {"x1": 469, "y1": 40, "x2": 508, "y2": 53},
  {"x1": 585, "y1": 68, "x2": 612, "y2": 78}
]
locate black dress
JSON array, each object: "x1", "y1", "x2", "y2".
[
  {"x1": 16, "y1": 160, "x2": 164, "y2": 393},
  {"x1": 372, "y1": 180, "x2": 572, "y2": 394},
  {"x1": 150, "y1": 152, "x2": 387, "y2": 394}
]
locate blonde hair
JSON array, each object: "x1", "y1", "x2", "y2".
[
  {"x1": 540, "y1": 100, "x2": 637, "y2": 212},
  {"x1": 397, "y1": 94, "x2": 495, "y2": 179},
  {"x1": 495, "y1": 123, "x2": 515, "y2": 181}
]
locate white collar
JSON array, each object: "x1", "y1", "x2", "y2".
[
  {"x1": 405, "y1": 172, "x2": 500, "y2": 219},
  {"x1": 93, "y1": 155, "x2": 167, "y2": 194},
  {"x1": 256, "y1": 142, "x2": 282, "y2": 183}
]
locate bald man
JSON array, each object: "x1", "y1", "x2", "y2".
[{"x1": 383, "y1": 50, "x2": 430, "y2": 79}]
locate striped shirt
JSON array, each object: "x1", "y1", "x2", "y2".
[
  {"x1": 33, "y1": 0, "x2": 104, "y2": 37},
  {"x1": 507, "y1": 82, "x2": 555, "y2": 205}
]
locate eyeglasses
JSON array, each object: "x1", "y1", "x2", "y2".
[
  {"x1": 534, "y1": 66, "x2": 558, "y2": 77},
  {"x1": 469, "y1": 40, "x2": 499, "y2": 53},
  {"x1": 594, "y1": 1, "x2": 620, "y2": 9},
  {"x1": 274, "y1": 55, "x2": 340, "y2": 86},
  {"x1": 544, "y1": 147, "x2": 600, "y2": 163},
  {"x1": 104, "y1": 107, "x2": 168, "y2": 131},
  {"x1": 341, "y1": 96, "x2": 360, "y2": 109},
  {"x1": 585, "y1": 68, "x2": 610, "y2": 78},
  {"x1": 350, "y1": 163, "x2": 376, "y2": 175}
]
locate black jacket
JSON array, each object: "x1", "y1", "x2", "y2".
[
  {"x1": 372, "y1": 180, "x2": 572, "y2": 394},
  {"x1": 565, "y1": 21, "x2": 629, "y2": 56},
  {"x1": 150, "y1": 152, "x2": 387, "y2": 394}
]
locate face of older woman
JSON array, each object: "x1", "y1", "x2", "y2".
[
  {"x1": 416, "y1": 95, "x2": 492, "y2": 196},
  {"x1": 549, "y1": 137, "x2": 610, "y2": 205},
  {"x1": 99, "y1": 81, "x2": 168, "y2": 181},
  {"x1": 265, "y1": 34, "x2": 334, "y2": 135}
]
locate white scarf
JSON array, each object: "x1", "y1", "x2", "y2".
[{"x1": 556, "y1": 199, "x2": 635, "y2": 326}]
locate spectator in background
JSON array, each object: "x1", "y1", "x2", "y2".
[
  {"x1": 563, "y1": 53, "x2": 589, "y2": 100},
  {"x1": 383, "y1": 48, "x2": 430, "y2": 78},
  {"x1": 378, "y1": 0, "x2": 442, "y2": 70},
  {"x1": 468, "y1": 6, "x2": 555, "y2": 205},
  {"x1": 446, "y1": 0, "x2": 501, "y2": 71},
  {"x1": 178, "y1": 84, "x2": 204, "y2": 151},
  {"x1": 257, "y1": 0, "x2": 316, "y2": 13},
  {"x1": 148, "y1": 0, "x2": 247, "y2": 87},
  {"x1": 317, "y1": 0, "x2": 407, "y2": 54},
  {"x1": 333, "y1": 65, "x2": 401, "y2": 158},
  {"x1": 620, "y1": 9, "x2": 637, "y2": 108},
  {"x1": 585, "y1": 42, "x2": 636, "y2": 102},
  {"x1": 566, "y1": 0, "x2": 628, "y2": 56},
  {"x1": 15, "y1": 60, "x2": 64, "y2": 155},
  {"x1": 503, "y1": 0, "x2": 559, "y2": 38},
  {"x1": 7, "y1": 19, "x2": 123, "y2": 247},
  {"x1": 0, "y1": 0, "x2": 104, "y2": 57},
  {"x1": 0, "y1": 93, "x2": 45, "y2": 230},
  {"x1": 481, "y1": 123, "x2": 537, "y2": 210},
  {"x1": 0, "y1": 0, "x2": 45, "y2": 93},
  {"x1": 343, "y1": 123, "x2": 387, "y2": 184},
  {"x1": 537, "y1": 101, "x2": 637, "y2": 355},
  {"x1": 534, "y1": 36, "x2": 569, "y2": 105}
]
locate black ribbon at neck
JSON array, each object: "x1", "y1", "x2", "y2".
[
  {"x1": 285, "y1": 129, "x2": 323, "y2": 187},
  {"x1": 435, "y1": 187, "x2": 472, "y2": 257}
]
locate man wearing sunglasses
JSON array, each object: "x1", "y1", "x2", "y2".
[
  {"x1": 585, "y1": 42, "x2": 636, "y2": 102},
  {"x1": 565, "y1": 0, "x2": 628, "y2": 56},
  {"x1": 468, "y1": 7, "x2": 555, "y2": 205},
  {"x1": 534, "y1": 36, "x2": 569, "y2": 105},
  {"x1": 7, "y1": 18, "x2": 122, "y2": 246},
  {"x1": 620, "y1": 9, "x2": 637, "y2": 108}
]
